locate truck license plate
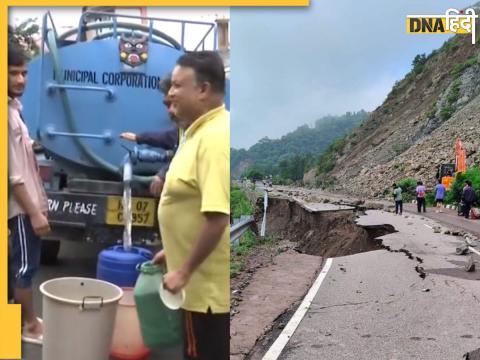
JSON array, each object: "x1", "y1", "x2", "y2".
[{"x1": 105, "y1": 196, "x2": 156, "y2": 227}]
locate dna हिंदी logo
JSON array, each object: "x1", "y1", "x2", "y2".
[{"x1": 407, "y1": 8, "x2": 478, "y2": 44}]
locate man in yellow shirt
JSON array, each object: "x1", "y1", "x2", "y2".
[{"x1": 153, "y1": 51, "x2": 229, "y2": 360}]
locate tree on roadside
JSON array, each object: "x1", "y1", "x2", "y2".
[
  {"x1": 8, "y1": 18, "x2": 40, "y2": 58},
  {"x1": 243, "y1": 167, "x2": 265, "y2": 183}
]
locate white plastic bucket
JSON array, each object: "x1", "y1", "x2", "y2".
[{"x1": 40, "y1": 277, "x2": 123, "y2": 360}]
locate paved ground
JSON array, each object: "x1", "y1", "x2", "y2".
[
  {"x1": 403, "y1": 203, "x2": 480, "y2": 238},
  {"x1": 21, "y1": 241, "x2": 101, "y2": 359},
  {"x1": 20, "y1": 241, "x2": 182, "y2": 360},
  {"x1": 292, "y1": 198, "x2": 355, "y2": 212},
  {"x1": 230, "y1": 251, "x2": 322, "y2": 359},
  {"x1": 275, "y1": 210, "x2": 480, "y2": 360}
]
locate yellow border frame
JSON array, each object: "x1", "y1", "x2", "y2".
[
  {"x1": 1, "y1": 1, "x2": 308, "y2": 358},
  {"x1": 2, "y1": 5, "x2": 21, "y2": 358}
]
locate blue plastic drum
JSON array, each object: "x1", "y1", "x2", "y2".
[{"x1": 97, "y1": 245, "x2": 153, "y2": 287}]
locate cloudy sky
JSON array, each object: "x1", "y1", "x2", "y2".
[{"x1": 230, "y1": 0, "x2": 476, "y2": 149}]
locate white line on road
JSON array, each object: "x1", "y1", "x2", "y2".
[
  {"x1": 262, "y1": 258, "x2": 334, "y2": 360},
  {"x1": 423, "y1": 224, "x2": 433, "y2": 229}
]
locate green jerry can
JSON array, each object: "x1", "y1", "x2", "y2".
[{"x1": 134, "y1": 261, "x2": 183, "y2": 349}]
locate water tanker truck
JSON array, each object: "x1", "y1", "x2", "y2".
[{"x1": 20, "y1": 10, "x2": 230, "y2": 263}]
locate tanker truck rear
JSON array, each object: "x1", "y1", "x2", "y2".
[{"x1": 20, "y1": 10, "x2": 230, "y2": 263}]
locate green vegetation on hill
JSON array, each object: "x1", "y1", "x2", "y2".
[
  {"x1": 395, "y1": 178, "x2": 417, "y2": 203},
  {"x1": 412, "y1": 53, "x2": 427, "y2": 74},
  {"x1": 230, "y1": 186, "x2": 254, "y2": 219},
  {"x1": 317, "y1": 136, "x2": 347, "y2": 175},
  {"x1": 451, "y1": 56, "x2": 477, "y2": 78},
  {"x1": 230, "y1": 185, "x2": 262, "y2": 278},
  {"x1": 232, "y1": 110, "x2": 368, "y2": 183}
]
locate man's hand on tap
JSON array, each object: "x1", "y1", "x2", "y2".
[{"x1": 120, "y1": 132, "x2": 138, "y2": 142}]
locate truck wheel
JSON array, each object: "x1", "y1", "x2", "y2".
[{"x1": 41, "y1": 239, "x2": 61, "y2": 265}]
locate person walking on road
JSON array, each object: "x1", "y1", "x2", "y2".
[
  {"x1": 152, "y1": 51, "x2": 230, "y2": 360},
  {"x1": 416, "y1": 181, "x2": 427, "y2": 213},
  {"x1": 393, "y1": 183, "x2": 403, "y2": 215},
  {"x1": 435, "y1": 179, "x2": 446, "y2": 213},
  {"x1": 462, "y1": 180, "x2": 477, "y2": 219},
  {"x1": 8, "y1": 45, "x2": 50, "y2": 344}
]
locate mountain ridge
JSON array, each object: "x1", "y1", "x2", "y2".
[{"x1": 308, "y1": 19, "x2": 480, "y2": 198}]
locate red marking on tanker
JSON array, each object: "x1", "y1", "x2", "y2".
[{"x1": 128, "y1": 54, "x2": 140, "y2": 64}]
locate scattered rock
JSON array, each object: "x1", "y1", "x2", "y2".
[
  {"x1": 456, "y1": 244, "x2": 470, "y2": 255},
  {"x1": 364, "y1": 202, "x2": 384, "y2": 210},
  {"x1": 465, "y1": 256, "x2": 476, "y2": 272}
]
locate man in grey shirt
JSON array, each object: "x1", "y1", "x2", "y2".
[{"x1": 393, "y1": 183, "x2": 403, "y2": 215}]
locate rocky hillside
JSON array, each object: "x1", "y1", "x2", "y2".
[{"x1": 307, "y1": 15, "x2": 480, "y2": 199}]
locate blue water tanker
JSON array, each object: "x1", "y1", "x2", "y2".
[{"x1": 21, "y1": 9, "x2": 230, "y2": 263}]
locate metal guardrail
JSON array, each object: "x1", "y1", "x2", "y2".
[
  {"x1": 230, "y1": 215, "x2": 254, "y2": 245},
  {"x1": 230, "y1": 189, "x2": 269, "y2": 245},
  {"x1": 260, "y1": 190, "x2": 268, "y2": 237}
]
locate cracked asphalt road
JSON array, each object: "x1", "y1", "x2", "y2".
[
  {"x1": 402, "y1": 203, "x2": 480, "y2": 239},
  {"x1": 277, "y1": 210, "x2": 480, "y2": 360}
]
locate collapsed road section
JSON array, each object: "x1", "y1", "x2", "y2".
[
  {"x1": 263, "y1": 196, "x2": 396, "y2": 258},
  {"x1": 231, "y1": 194, "x2": 398, "y2": 360},
  {"x1": 238, "y1": 192, "x2": 480, "y2": 360}
]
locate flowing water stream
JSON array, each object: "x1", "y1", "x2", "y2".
[{"x1": 122, "y1": 160, "x2": 133, "y2": 250}]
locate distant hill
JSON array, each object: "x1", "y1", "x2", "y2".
[{"x1": 231, "y1": 111, "x2": 368, "y2": 179}]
